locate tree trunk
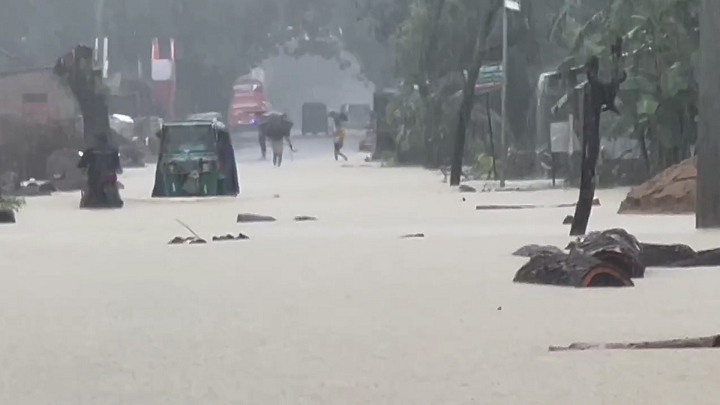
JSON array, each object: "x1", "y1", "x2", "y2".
[
  {"x1": 696, "y1": 0, "x2": 720, "y2": 228},
  {"x1": 450, "y1": 0, "x2": 501, "y2": 186},
  {"x1": 53, "y1": 45, "x2": 110, "y2": 148},
  {"x1": 570, "y1": 43, "x2": 625, "y2": 235},
  {"x1": 513, "y1": 250, "x2": 633, "y2": 288}
]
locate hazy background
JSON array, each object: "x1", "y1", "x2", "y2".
[{"x1": 262, "y1": 53, "x2": 374, "y2": 124}]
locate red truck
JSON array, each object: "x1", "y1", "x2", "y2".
[{"x1": 227, "y1": 77, "x2": 268, "y2": 134}]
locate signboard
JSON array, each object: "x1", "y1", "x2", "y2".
[
  {"x1": 505, "y1": 0, "x2": 520, "y2": 10},
  {"x1": 476, "y1": 64, "x2": 503, "y2": 94}
]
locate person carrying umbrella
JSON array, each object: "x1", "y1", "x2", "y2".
[{"x1": 259, "y1": 111, "x2": 295, "y2": 167}]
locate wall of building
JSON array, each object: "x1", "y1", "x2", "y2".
[{"x1": 0, "y1": 69, "x2": 79, "y2": 122}]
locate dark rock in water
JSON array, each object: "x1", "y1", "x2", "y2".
[
  {"x1": 459, "y1": 184, "x2": 476, "y2": 193},
  {"x1": 513, "y1": 250, "x2": 633, "y2": 288},
  {"x1": 563, "y1": 215, "x2": 574, "y2": 224},
  {"x1": 169, "y1": 236, "x2": 206, "y2": 244},
  {"x1": 638, "y1": 242, "x2": 720, "y2": 268},
  {"x1": 566, "y1": 228, "x2": 645, "y2": 278},
  {"x1": 169, "y1": 236, "x2": 187, "y2": 244},
  {"x1": 294, "y1": 215, "x2": 317, "y2": 221},
  {"x1": 672, "y1": 248, "x2": 720, "y2": 267},
  {"x1": 212, "y1": 233, "x2": 250, "y2": 241},
  {"x1": 640, "y1": 243, "x2": 720, "y2": 268},
  {"x1": 237, "y1": 213, "x2": 276, "y2": 223},
  {"x1": 641, "y1": 243, "x2": 720, "y2": 268},
  {"x1": 512, "y1": 244, "x2": 563, "y2": 257},
  {"x1": 640, "y1": 242, "x2": 697, "y2": 267},
  {"x1": 401, "y1": 233, "x2": 424, "y2": 238},
  {"x1": 0, "y1": 209, "x2": 16, "y2": 223}
]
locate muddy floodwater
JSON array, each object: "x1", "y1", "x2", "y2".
[{"x1": 1, "y1": 137, "x2": 719, "y2": 404}]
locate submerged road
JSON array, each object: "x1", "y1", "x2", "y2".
[{"x1": 2, "y1": 135, "x2": 720, "y2": 404}]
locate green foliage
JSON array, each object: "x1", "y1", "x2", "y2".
[
  {"x1": 0, "y1": 197, "x2": 25, "y2": 212},
  {"x1": 552, "y1": 0, "x2": 699, "y2": 172},
  {"x1": 388, "y1": 0, "x2": 501, "y2": 167}
]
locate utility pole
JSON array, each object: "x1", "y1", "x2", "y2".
[
  {"x1": 500, "y1": 0, "x2": 519, "y2": 188},
  {"x1": 696, "y1": 0, "x2": 720, "y2": 228}
]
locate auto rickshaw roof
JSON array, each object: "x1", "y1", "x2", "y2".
[
  {"x1": 164, "y1": 120, "x2": 226, "y2": 130},
  {"x1": 186, "y1": 112, "x2": 223, "y2": 122}
]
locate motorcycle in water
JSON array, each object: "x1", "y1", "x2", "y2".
[{"x1": 78, "y1": 150, "x2": 124, "y2": 209}]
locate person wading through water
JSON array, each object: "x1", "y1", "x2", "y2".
[
  {"x1": 332, "y1": 112, "x2": 348, "y2": 161},
  {"x1": 77, "y1": 132, "x2": 123, "y2": 207},
  {"x1": 255, "y1": 112, "x2": 267, "y2": 160},
  {"x1": 261, "y1": 111, "x2": 295, "y2": 167}
]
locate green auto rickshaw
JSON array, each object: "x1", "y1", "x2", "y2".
[{"x1": 151, "y1": 120, "x2": 240, "y2": 197}]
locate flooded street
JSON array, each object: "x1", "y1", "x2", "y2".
[{"x1": 2, "y1": 136, "x2": 720, "y2": 404}]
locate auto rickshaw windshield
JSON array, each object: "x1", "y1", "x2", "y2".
[{"x1": 162, "y1": 125, "x2": 216, "y2": 154}]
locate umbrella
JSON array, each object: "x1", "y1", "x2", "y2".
[{"x1": 258, "y1": 112, "x2": 293, "y2": 133}]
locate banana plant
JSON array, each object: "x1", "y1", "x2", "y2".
[{"x1": 552, "y1": 0, "x2": 698, "y2": 173}]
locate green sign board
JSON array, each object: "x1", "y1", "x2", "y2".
[
  {"x1": 479, "y1": 64, "x2": 503, "y2": 85},
  {"x1": 476, "y1": 64, "x2": 503, "y2": 94}
]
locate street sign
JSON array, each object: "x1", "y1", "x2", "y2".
[{"x1": 476, "y1": 64, "x2": 503, "y2": 94}]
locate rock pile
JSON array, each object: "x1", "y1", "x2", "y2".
[{"x1": 618, "y1": 158, "x2": 695, "y2": 214}]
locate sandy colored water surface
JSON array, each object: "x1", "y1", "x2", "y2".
[{"x1": 1, "y1": 136, "x2": 720, "y2": 404}]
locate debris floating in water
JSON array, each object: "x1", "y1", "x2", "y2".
[
  {"x1": 476, "y1": 198, "x2": 600, "y2": 211},
  {"x1": 237, "y1": 213, "x2": 277, "y2": 223},
  {"x1": 294, "y1": 215, "x2": 317, "y2": 221},
  {"x1": 171, "y1": 233, "x2": 249, "y2": 244},
  {"x1": 549, "y1": 335, "x2": 720, "y2": 351},
  {"x1": 212, "y1": 233, "x2": 250, "y2": 241},
  {"x1": 401, "y1": 233, "x2": 425, "y2": 238},
  {"x1": 168, "y1": 236, "x2": 206, "y2": 244}
]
